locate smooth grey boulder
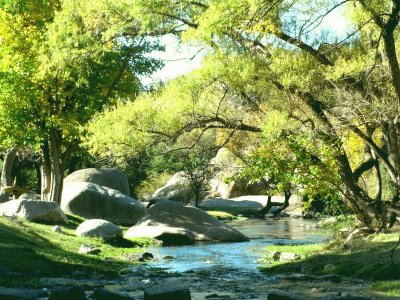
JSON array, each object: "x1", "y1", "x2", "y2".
[
  {"x1": 152, "y1": 172, "x2": 195, "y2": 204},
  {"x1": 61, "y1": 182, "x2": 145, "y2": 225},
  {"x1": 126, "y1": 224, "x2": 195, "y2": 246},
  {"x1": 18, "y1": 192, "x2": 41, "y2": 200},
  {"x1": 0, "y1": 199, "x2": 68, "y2": 224},
  {"x1": 76, "y1": 219, "x2": 122, "y2": 241},
  {"x1": 64, "y1": 168, "x2": 130, "y2": 196},
  {"x1": 125, "y1": 200, "x2": 248, "y2": 242}
]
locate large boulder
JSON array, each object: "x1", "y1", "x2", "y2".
[
  {"x1": 64, "y1": 168, "x2": 130, "y2": 196},
  {"x1": 151, "y1": 172, "x2": 195, "y2": 204},
  {"x1": 208, "y1": 148, "x2": 269, "y2": 199},
  {"x1": 76, "y1": 219, "x2": 122, "y2": 241},
  {"x1": 200, "y1": 195, "x2": 303, "y2": 215},
  {"x1": 124, "y1": 200, "x2": 249, "y2": 242},
  {"x1": 61, "y1": 182, "x2": 145, "y2": 225},
  {"x1": 0, "y1": 199, "x2": 68, "y2": 224}
]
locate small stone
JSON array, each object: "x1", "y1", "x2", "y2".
[
  {"x1": 139, "y1": 252, "x2": 154, "y2": 262},
  {"x1": 49, "y1": 286, "x2": 85, "y2": 300},
  {"x1": 142, "y1": 279, "x2": 151, "y2": 284},
  {"x1": 271, "y1": 251, "x2": 281, "y2": 260},
  {"x1": 205, "y1": 293, "x2": 220, "y2": 299},
  {"x1": 53, "y1": 225, "x2": 63, "y2": 233},
  {"x1": 316, "y1": 274, "x2": 341, "y2": 282},
  {"x1": 92, "y1": 287, "x2": 133, "y2": 300},
  {"x1": 144, "y1": 283, "x2": 191, "y2": 300},
  {"x1": 163, "y1": 255, "x2": 175, "y2": 260},
  {"x1": 279, "y1": 252, "x2": 300, "y2": 261},
  {"x1": 79, "y1": 244, "x2": 101, "y2": 255},
  {"x1": 267, "y1": 289, "x2": 307, "y2": 300},
  {"x1": 0, "y1": 287, "x2": 47, "y2": 299},
  {"x1": 311, "y1": 287, "x2": 327, "y2": 293},
  {"x1": 324, "y1": 264, "x2": 336, "y2": 272}
]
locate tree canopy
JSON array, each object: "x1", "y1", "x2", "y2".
[{"x1": 85, "y1": 0, "x2": 400, "y2": 231}]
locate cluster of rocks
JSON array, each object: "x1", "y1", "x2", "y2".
[
  {"x1": 0, "y1": 167, "x2": 248, "y2": 246},
  {"x1": 0, "y1": 284, "x2": 191, "y2": 300}
]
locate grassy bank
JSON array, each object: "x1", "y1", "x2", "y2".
[
  {"x1": 0, "y1": 215, "x2": 153, "y2": 287},
  {"x1": 259, "y1": 229, "x2": 400, "y2": 297}
]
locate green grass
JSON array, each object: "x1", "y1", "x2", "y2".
[
  {"x1": 259, "y1": 232, "x2": 400, "y2": 297},
  {"x1": 0, "y1": 215, "x2": 155, "y2": 287},
  {"x1": 370, "y1": 281, "x2": 400, "y2": 297},
  {"x1": 206, "y1": 211, "x2": 239, "y2": 221}
]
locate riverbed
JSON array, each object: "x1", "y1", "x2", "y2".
[{"x1": 104, "y1": 217, "x2": 382, "y2": 299}]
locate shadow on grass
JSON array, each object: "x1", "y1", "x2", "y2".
[
  {"x1": 260, "y1": 240, "x2": 400, "y2": 281},
  {"x1": 0, "y1": 218, "x2": 127, "y2": 285}
]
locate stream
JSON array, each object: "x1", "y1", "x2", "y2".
[
  {"x1": 109, "y1": 217, "x2": 372, "y2": 300},
  {"x1": 146, "y1": 217, "x2": 327, "y2": 273}
]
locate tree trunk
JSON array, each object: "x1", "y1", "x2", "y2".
[
  {"x1": 0, "y1": 148, "x2": 17, "y2": 203},
  {"x1": 41, "y1": 129, "x2": 64, "y2": 204},
  {"x1": 41, "y1": 141, "x2": 51, "y2": 201},
  {"x1": 48, "y1": 128, "x2": 63, "y2": 204},
  {"x1": 272, "y1": 189, "x2": 292, "y2": 216}
]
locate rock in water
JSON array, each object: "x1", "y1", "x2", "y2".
[
  {"x1": 144, "y1": 283, "x2": 191, "y2": 300},
  {"x1": 93, "y1": 287, "x2": 134, "y2": 300},
  {"x1": 125, "y1": 200, "x2": 249, "y2": 242},
  {"x1": 49, "y1": 286, "x2": 86, "y2": 300},
  {"x1": 267, "y1": 289, "x2": 307, "y2": 300}
]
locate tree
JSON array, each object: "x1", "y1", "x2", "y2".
[
  {"x1": 86, "y1": 0, "x2": 400, "y2": 231},
  {"x1": 0, "y1": 0, "x2": 162, "y2": 203}
]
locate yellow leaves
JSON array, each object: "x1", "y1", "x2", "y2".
[{"x1": 250, "y1": 19, "x2": 278, "y2": 35}]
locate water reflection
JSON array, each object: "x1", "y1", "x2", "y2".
[{"x1": 146, "y1": 218, "x2": 328, "y2": 273}]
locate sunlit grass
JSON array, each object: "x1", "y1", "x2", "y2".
[{"x1": 0, "y1": 215, "x2": 155, "y2": 287}]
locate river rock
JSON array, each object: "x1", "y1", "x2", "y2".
[
  {"x1": 124, "y1": 200, "x2": 249, "y2": 242},
  {"x1": 267, "y1": 289, "x2": 307, "y2": 300},
  {"x1": 61, "y1": 182, "x2": 145, "y2": 225},
  {"x1": 64, "y1": 168, "x2": 130, "y2": 196},
  {"x1": 49, "y1": 286, "x2": 86, "y2": 300},
  {"x1": 0, "y1": 287, "x2": 47, "y2": 299},
  {"x1": 76, "y1": 219, "x2": 122, "y2": 241},
  {"x1": 151, "y1": 172, "x2": 195, "y2": 204},
  {"x1": 93, "y1": 287, "x2": 133, "y2": 300},
  {"x1": 144, "y1": 283, "x2": 191, "y2": 300},
  {"x1": 0, "y1": 199, "x2": 68, "y2": 224}
]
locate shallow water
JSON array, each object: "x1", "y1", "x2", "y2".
[{"x1": 146, "y1": 218, "x2": 328, "y2": 273}]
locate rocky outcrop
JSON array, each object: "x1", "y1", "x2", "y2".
[
  {"x1": 208, "y1": 148, "x2": 269, "y2": 199},
  {"x1": 61, "y1": 182, "x2": 145, "y2": 225},
  {"x1": 151, "y1": 172, "x2": 195, "y2": 203},
  {"x1": 125, "y1": 200, "x2": 249, "y2": 242},
  {"x1": 0, "y1": 199, "x2": 68, "y2": 224},
  {"x1": 76, "y1": 219, "x2": 122, "y2": 241},
  {"x1": 64, "y1": 168, "x2": 130, "y2": 196}
]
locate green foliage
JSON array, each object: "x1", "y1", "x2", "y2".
[{"x1": 238, "y1": 110, "x2": 340, "y2": 199}]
